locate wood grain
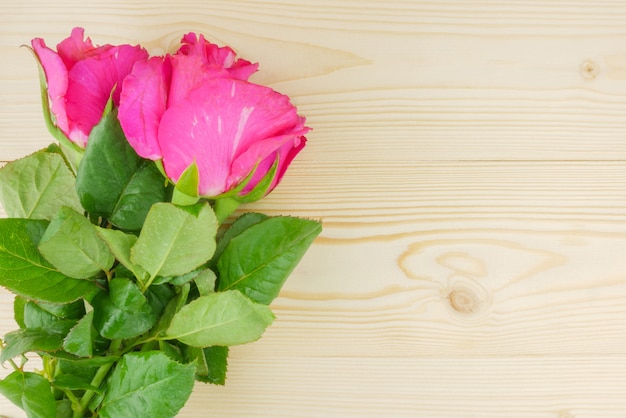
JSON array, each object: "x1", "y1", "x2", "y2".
[{"x1": 2, "y1": 0, "x2": 626, "y2": 417}]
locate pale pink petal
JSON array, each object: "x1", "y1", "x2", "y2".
[
  {"x1": 119, "y1": 56, "x2": 171, "y2": 160},
  {"x1": 31, "y1": 38, "x2": 70, "y2": 136}
]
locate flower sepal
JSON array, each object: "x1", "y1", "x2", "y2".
[
  {"x1": 213, "y1": 156, "x2": 280, "y2": 204},
  {"x1": 172, "y1": 162, "x2": 201, "y2": 206},
  {"x1": 29, "y1": 46, "x2": 84, "y2": 172},
  {"x1": 208, "y1": 157, "x2": 279, "y2": 222}
]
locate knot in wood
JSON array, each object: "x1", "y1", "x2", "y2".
[
  {"x1": 580, "y1": 59, "x2": 599, "y2": 79},
  {"x1": 448, "y1": 289, "x2": 476, "y2": 314}
]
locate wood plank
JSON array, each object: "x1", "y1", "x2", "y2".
[
  {"x1": 3, "y1": 341, "x2": 626, "y2": 417},
  {"x1": 2, "y1": 0, "x2": 626, "y2": 417},
  {"x1": 177, "y1": 354, "x2": 626, "y2": 418},
  {"x1": 3, "y1": 2, "x2": 626, "y2": 162}
]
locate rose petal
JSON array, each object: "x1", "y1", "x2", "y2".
[
  {"x1": 31, "y1": 38, "x2": 70, "y2": 136},
  {"x1": 158, "y1": 78, "x2": 306, "y2": 196},
  {"x1": 212, "y1": 80, "x2": 303, "y2": 157},
  {"x1": 235, "y1": 130, "x2": 308, "y2": 194},
  {"x1": 167, "y1": 54, "x2": 223, "y2": 108},
  {"x1": 108, "y1": 44, "x2": 150, "y2": 104},
  {"x1": 177, "y1": 32, "x2": 258, "y2": 81},
  {"x1": 157, "y1": 98, "x2": 232, "y2": 196},
  {"x1": 119, "y1": 56, "x2": 171, "y2": 160},
  {"x1": 64, "y1": 44, "x2": 148, "y2": 145},
  {"x1": 55, "y1": 27, "x2": 96, "y2": 70}
]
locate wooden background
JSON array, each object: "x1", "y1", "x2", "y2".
[{"x1": 2, "y1": 1, "x2": 626, "y2": 417}]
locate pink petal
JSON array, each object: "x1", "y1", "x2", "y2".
[
  {"x1": 158, "y1": 97, "x2": 233, "y2": 197},
  {"x1": 108, "y1": 45, "x2": 150, "y2": 104},
  {"x1": 225, "y1": 59, "x2": 259, "y2": 82},
  {"x1": 119, "y1": 56, "x2": 171, "y2": 160},
  {"x1": 64, "y1": 60, "x2": 115, "y2": 145},
  {"x1": 158, "y1": 78, "x2": 306, "y2": 197},
  {"x1": 167, "y1": 54, "x2": 223, "y2": 108},
  {"x1": 271, "y1": 133, "x2": 307, "y2": 190},
  {"x1": 64, "y1": 45, "x2": 148, "y2": 146},
  {"x1": 55, "y1": 27, "x2": 96, "y2": 70},
  {"x1": 215, "y1": 80, "x2": 303, "y2": 157},
  {"x1": 177, "y1": 32, "x2": 258, "y2": 81},
  {"x1": 31, "y1": 38, "x2": 70, "y2": 136},
  {"x1": 236, "y1": 131, "x2": 308, "y2": 195}
]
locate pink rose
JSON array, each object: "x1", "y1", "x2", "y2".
[
  {"x1": 118, "y1": 33, "x2": 309, "y2": 198},
  {"x1": 31, "y1": 27, "x2": 148, "y2": 147}
]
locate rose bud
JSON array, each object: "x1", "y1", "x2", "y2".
[{"x1": 31, "y1": 27, "x2": 148, "y2": 147}]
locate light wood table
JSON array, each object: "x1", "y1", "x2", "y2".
[{"x1": 2, "y1": 1, "x2": 626, "y2": 417}]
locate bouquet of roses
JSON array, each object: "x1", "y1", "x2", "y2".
[{"x1": 0, "y1": 28, "x2": 320, "y2": 418}]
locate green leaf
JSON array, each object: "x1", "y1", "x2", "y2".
[
  {"x1": 145, "y1": 284, "x2": 177, "y2": 320},
  {"x1": 38, "y1": 207, "x2": 114, "y2": 279},
  {"x1": 185, "y1": 345, "x2": 229, "y2": 385},
  {"x1": 14, "y1": 297, "x2": 27, "y2": 329},
  {"x1": 58, "y1": 356, "x2": 119, "y2": 375},
  {"x1": 63, "y1": 311, "x2": 95, "y2": 357},
  {"x1": 53, "y1": 374, "x2": 102, "y2": 393},
  {"x1": 0, "y1": 218, "x2": 96, "y2": 303},
  {"x1": 158, "y1": 341, "x2": 185, "y2": 363},
  {"x1": 108, "y1": 162, "x2": 169, "y2": 230},
  {"x1": 95, "y1": 227, "x2": 148, "y2": 284},
  {"x1": 153, "y1": 268, "x2": 202, "y2": 286},
  {"x1": 0, "y1": 149, "x2": 82, "y2": 220},
  {"x1": 75, "y1": 110, "x2": 166, "y2": 230},
  {"x1": 146, "y1": 299, "x2": 179, "y2": 342},
  {"x1": 131, "y1": 202, "x2": 218, "y2": 279},
  {"x1": 99, "y1": 351, "x2": 195, "y2": 418},
  {"x1": 36, "y1": 299, "x2": 86, "y2": 320},
  {"x1": 0, "y1": 328, "x2": 64, "y2": 362},
  {"x1": 213, "y1": 212, "x2": 268, "y2": 263},
  {"x1": 0, "y1": 371, "x2": 56, "y2": 418},
  {"x1": 92, "y1": 278, "x2": 156, "y2": 339},
  {"x1": 54, "y1": 361, "x2": 101, "y2": 402},
  {"x1": 23, "y1": 301, "x2": 76, "y2": 335},
  {"x1": 56, "y1": 399, "x2": 73, "y2": 418},
  {"x1": 194, "y1": 269, "x2": 217, "y2": 296},
  {"x1": 217, "y1": 216, "x2": 322, "y2": 304},
  {"x1": 165, "y1": 290, "x2": 274, "y2": 347}
]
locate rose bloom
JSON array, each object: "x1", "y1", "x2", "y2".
[
  {"x1": 32, "y1": 27, "x2": 148, "y2": 147},
  {"x1": 118, "y1": 33, "x2": 309, "y2": 198}
]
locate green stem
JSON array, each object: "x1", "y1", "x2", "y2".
[
  {"x1": 72, "y1": 364, "x2": 112, "y2": 418},
  {"x1": 72, "y1": 339, "x2": 122, "y2": 418},
  {"x1": 213, "y1": 197, "x2": 241, "y2": 224},
  {"x1": 141, "y1": 273, "x2": 158, "y2": 293},
  {"x1": 7, "y1": 358, "x2": 20, "y2": 371}
]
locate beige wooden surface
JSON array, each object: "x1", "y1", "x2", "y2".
[{"x1": 2, "y1": 1, "x2": 626, "y2": 417}]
